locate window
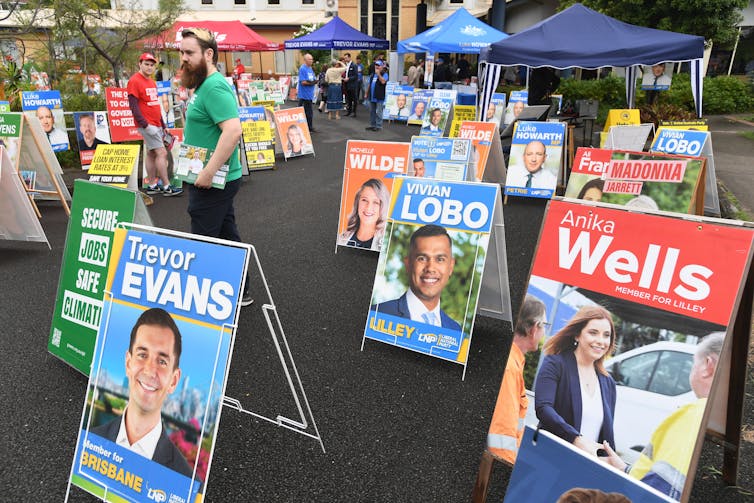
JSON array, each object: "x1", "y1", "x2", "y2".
[
  {"x1": 302, "y1": 0, "x2": 314, "y2": 4},
  {"x1": 268, "y1": 0, "x2": 280, "y2": 4},
  {"x1": 648, "y1": 351, "x2": 693, "y2": 396},
  {"x1": 201, "y1": 0, "x2": 212, "y2": 4},
  {"x1": 360, "y1": 0, "x2": 398, "y2": 50},
  {"x1": 234, "y1": 0, "x2": 246, "y2": 4},
  {"x1": 610, "y1": 352, "x2": 657, "y2": 390}
]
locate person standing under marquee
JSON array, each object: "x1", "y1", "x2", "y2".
[
  {"x1": 179, "y1": 27, "x2": 252, "y2": 306},
  {"x1": 128, "y1": 52, "x2": 182, "y2": 196},
  {"x1": 297, "y1": 53, "x2": 317, "y2": 133},
  {"x1": 343, "y1": 53, "x2": 359, "y2": 118}
]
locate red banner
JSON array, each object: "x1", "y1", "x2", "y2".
[
  {"x1": 105, "y1": 87, "x2": 142, "y2": 143},
  {"x1": 532, "y1": 200, "x2": 753, "y2": 325}
]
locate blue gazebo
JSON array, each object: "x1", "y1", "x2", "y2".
[
  {"x1": 397, "y1": 8, "x2": 508, "y2": 55},
  {"x1": 284, "y1": 16, "x2": 389, "y2": 50}
]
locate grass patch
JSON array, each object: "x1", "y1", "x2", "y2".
[{"x1": 740, "y1": 131, "x2": 754, "y2": 142}]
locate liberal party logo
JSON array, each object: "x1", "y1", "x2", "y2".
[
  {"x1": 147, "y1": 488, "x2": 167, "y2": 502},
  {"x1": 460, "y1": 25, "x2": 486, "y2": 37}
]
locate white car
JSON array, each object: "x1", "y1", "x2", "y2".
[{"x1": 525, "y1": 341, "x2": 697, "y2": 464}]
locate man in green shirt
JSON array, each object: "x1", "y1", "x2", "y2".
[{"x1": 179, "y1": 27, "x2": 252, "y2": 306}]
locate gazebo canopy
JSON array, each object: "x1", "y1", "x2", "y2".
[
  {"x1": 284, "y1": 16, "x2": 389, "y2": 50},
  {"x1": 478, "y1": 4, "x2": 705, "y2": 117},
  {"x1": 145, "y1": 20, "x2": 281, "y2": 52},
  {"x1": 397, "y1": 7, "x2": 508, "y2": 54},
  {"x1": 481, "y1": 3, "x2": 703, "y2": 68}
]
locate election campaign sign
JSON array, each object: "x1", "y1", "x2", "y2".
[
  {"x1": 451, "y1": 121, "x2": 505, "y2": 183},
  {"x1": 74, "y1": 112, "x2": 112, "y2": 169},
  {"x1": 70, "y1": 226, "x2": 249, "y2": 503},
  {"x1": 484, "y1": 92, "x2": 506, "y2": 126},
  {"x1": 602, "y1": 124, "x2": 653, "y2": 151},
  {"x1": 658, "y1": 120, "x2": 708, "y2": 131},
  {"x1": 336, "y1": 140, "x2": 410, "y2": 251},
  {"x1": 0, "y1": 146, "x2": 48, "y2": 245},
  {"x1": 88, "y1": 144, "x2": 141, "y2": 190},
  {"x1": 505, "y1": 428, "x2": 674, "y2": 503},
  {"x1": 641, "y1": 64, "x2": 673, "y2": 91},
  {"x1": 447, "y1": 104, "x2": 477, "y2": 138},
  {"x1": 105, "y1": 87, "x2": 143, "y2": 143},
  {"x1": 408, "y1": 89, "x2": 433, "y2": 126},
  {"x1": 157, "y1": 81, "x2": 176, "y2": 128},
  {"x1": 14, "y1": 111, "x2": 73, "y2": 209},
  {"x1": 381, "y1": 82, "x2": 399, "y2": 120},
  {"x1": 499, "y1": 199, "x2": 753, "y2": 501},
  {"x1": 420, "y1": 89, "x2": 456, "y2": 137},
  {"x1": 175, "y1": 143, "x2": 228, "y2": 189},
  {"x1": 564, "y1": 148, "x2": 706, "y2": 215},
  {"x1": 603, "y1": 109, "x2": 640, "y2": 133},
  {"x1": 21, "y1": 90, "x2": 70, "y2": 152},
  {"x1": 384, "y1": 84, "x2": 414, "y2": 121},
  {"x1": 0, "y1": 112, "x2": 21, "y2": 169},
  {"x1": 240, "y1": 107, "x2": 275, "y2": 171},
  {"x1": 48, "y1": 180, "x2": 151, "y2": 374},
  {"x1": 650, "y1": 128, "x2": 720, "y2": 217},
  {"x1": 274, "y1": 107, "x2": 314, "y2": 160},
  {"x1": 409, "y1": 136, "x2": 471, "y2": 181},
  {"x1": 364, "y1": 177, "x2": 500, "y2": 367},
  {"x1": 503, "y1": 90, "x2": 527, "y2": 126},
  {"x1": 504, "y1": 121, "x2": 565, "y2": 199}
]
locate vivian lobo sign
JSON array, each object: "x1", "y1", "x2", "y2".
[{"x1": 364, "y1": 177, "x2": 499, "y2": 365}]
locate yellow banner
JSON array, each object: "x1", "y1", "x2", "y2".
[{"x1": 88, "y1": 144, "x2": 140, "y2": 187}]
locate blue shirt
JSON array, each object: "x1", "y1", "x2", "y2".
[
  {"x1": 297, "y1": 64, "x2": 316, "y2": 101},
  {"x1": 370, "y1": 71, "x2": 388, "y2": 103}
]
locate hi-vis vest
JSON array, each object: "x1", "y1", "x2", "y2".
[
  {"x1": 629, "y1": 398, "x2": 707, "y2": 499},
  {"x1": 487, "y1": 343, "x2": 527, "y2": 464}
]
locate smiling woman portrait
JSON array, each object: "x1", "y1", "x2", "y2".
[
  {"x1": 337, "y1": 178, "x2": 389, "y2": 251},
  {"x1": 534, "y1": 305, "x2": 618, "y2": 458}
]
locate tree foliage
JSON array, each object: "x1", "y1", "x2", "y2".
[
  {"x1": 15, "y1": 0, "x2": 183, "y2": 86},
  {"x1": 560, "y1": 0, "x2": 748, "y2": 46}
]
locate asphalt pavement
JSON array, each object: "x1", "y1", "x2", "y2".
[{"x1": 1, "y1": 106, "x2": 752, "y2": 502}]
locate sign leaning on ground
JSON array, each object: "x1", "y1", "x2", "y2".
[
  {"x1": 564, "y1": 147, "x2": 706, "y2": 215},
  {"x1": 48, "y1": 180, "x2": 151, "y2": 374},
  {"x1": 69, "y1": 225, "x2": 249, "y2": 503},
  {"x1": 363, "y1": 177, "x2": 502, "y2": 377},
  {"x1": 498, "y1": 199, "x2": 754, "y2": 502},
  {"x1": 650, "y1": 127, "x2": 720, "y2": 217},
  {"x1": 504, "y1": 121, "x2": 566, "y2": 199},
  {"x1": 87, "y1": 144, "x2": 140, "y2": 190},
  {"x1": 336, "y1": 140, "x2": 410, "y2": 252},
  {"x1": 0, "y1": 146, "x2": 49, "y2": 245}
]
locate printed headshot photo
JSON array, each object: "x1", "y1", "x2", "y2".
[
  {"x1": 370, "y1": 222, "x2": 487, "y2": 336},
  {"x1": 83, "y1": 305, "x2": 232, "y2": 484}
]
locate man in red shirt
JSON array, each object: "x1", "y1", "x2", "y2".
[
  {"x1": 233, "y1": 58, "x2": 245, "y2": 79},
  {"x1": 128, "y1": 52, "x2": 182, "y2": 196}
]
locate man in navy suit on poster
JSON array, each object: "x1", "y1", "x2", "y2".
[
  {"x1": 372, "y1": 224, "x2": 461, "y2": 331},
  {"x1": 90, "y1": 308, "x2": 193, "y2": 478}
]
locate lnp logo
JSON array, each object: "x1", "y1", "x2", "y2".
[
  {"x1": 460, "y1": 25, "x2": 486, "y2": 37},
  {"x1": 147, "y1": 488, "x2": 167, "y2": 502}
]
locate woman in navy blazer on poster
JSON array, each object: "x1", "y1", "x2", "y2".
[{"x1": 534, "y1": 305, "x2": 617, "y2": 456}]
